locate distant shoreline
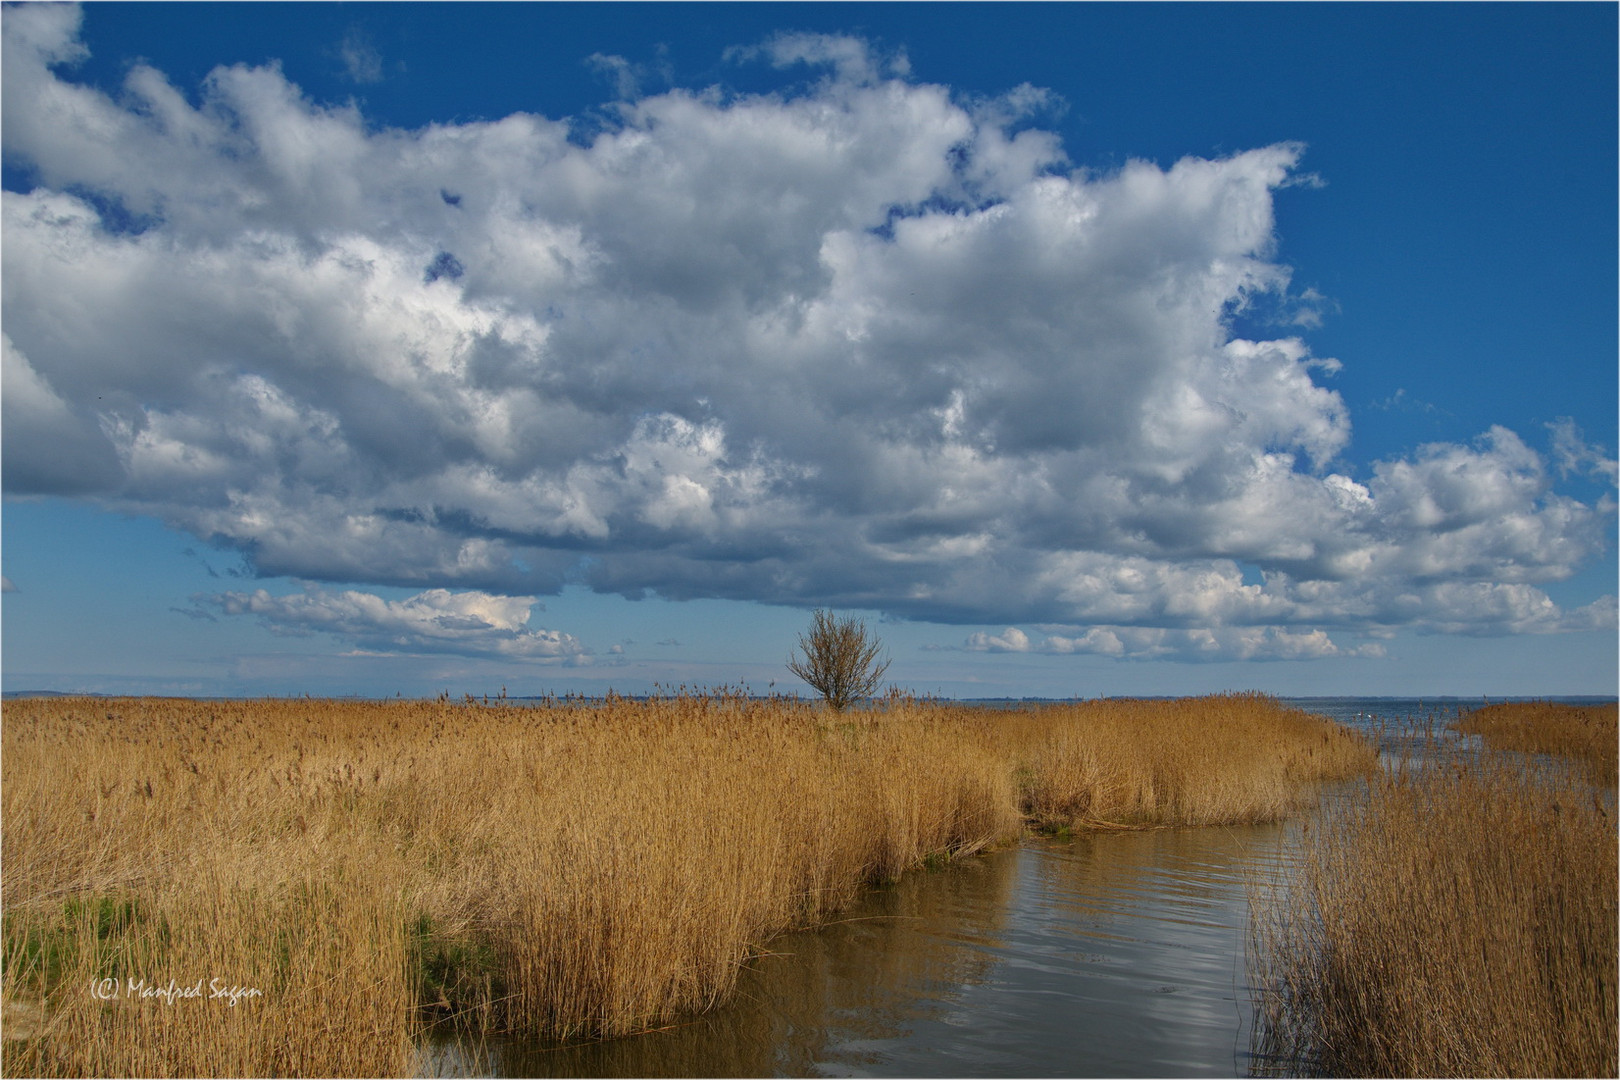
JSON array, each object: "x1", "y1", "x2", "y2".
[{"x1": 3, "y1": 689, "x2": 1615, "y2": 705}]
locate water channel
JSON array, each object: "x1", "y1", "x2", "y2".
[{"x1": 415, "y1": 698, "x2": 1560, "y2": 1078}]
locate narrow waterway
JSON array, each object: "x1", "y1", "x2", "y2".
[
  {"x1": 417, "y1": 698, "x2": 1590, "y2": 1078},
  {"x1": 420, "y1": 823, "x2": 1295, "y2": 1078}
]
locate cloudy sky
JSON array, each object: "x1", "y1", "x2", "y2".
[{"x1": 3, "y1": 3, "x2": 1615, "y2": 699}]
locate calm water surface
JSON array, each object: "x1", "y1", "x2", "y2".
[
  {"x1": 421, "y1": 829, "x2": 1288, "y2": 1078},
  {"x1": 417, "y1": 697, "x2": 1601, "y2": 1078}
]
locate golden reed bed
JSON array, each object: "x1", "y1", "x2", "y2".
[
  {"x1": 2, "y1": 692, "x2": 1371, "y2": 1077},
  {"x1": 1456, "y1": 699, "x2": 1618, "y2": 785},
  {"x1": 1252, "y1": 701, "x2": 1618, "y2": 1078}
]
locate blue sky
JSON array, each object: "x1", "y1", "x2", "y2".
[{"x1": 3, "y1": 2, "x2": 1615, "y2": 699}]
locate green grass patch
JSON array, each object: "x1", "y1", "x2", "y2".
[{"x1": 3, "y1": 892, "x2": 166, "y2": 996}]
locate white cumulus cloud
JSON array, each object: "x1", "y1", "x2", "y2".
[
  {"x1": 206, "y1": 585, "x2": 589, "y2": 662},
  {"x1": 2, "y1": 9, "x2": 1612, "y2": 663},
  {"x1": 964, "y1": 627, "x2": 1031, "y2": 653},
  {"x1": 965, "y1": 623, "x2": 1384, "y2": 663}
]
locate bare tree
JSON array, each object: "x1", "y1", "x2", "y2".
[{"x1": 787, "y1": 609, "x2": 891, "y2": 711}]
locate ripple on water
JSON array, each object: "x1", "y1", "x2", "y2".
[{"x1": 420, "y1": 822, "x2": 1297, "y2": 1078}]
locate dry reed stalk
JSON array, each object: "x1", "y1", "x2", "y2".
[
  {"x1": 3, "y1": 692, "x2": 1370, "y2": 1076},
  {"x1": 1251, "y1": 749, "x2": 1619, "y2": 1077},
  {"x1": 1455, "y1": 700, "x2": 1618, "y2": 786}
]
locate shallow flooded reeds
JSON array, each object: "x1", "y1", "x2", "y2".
[
  {"x1": 1455, "y1": 699, "x2": 1618, "y2": 786},
  {"x1": 2, "y1": 692, "x2": 1371, "y2": 1076},
  {"x1": 1251, "y1": 747, "x2": 1619, "y2": 1077},
  {"x1": 1012, "y1": 693, "x2": 1376, "y2": 830}
]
